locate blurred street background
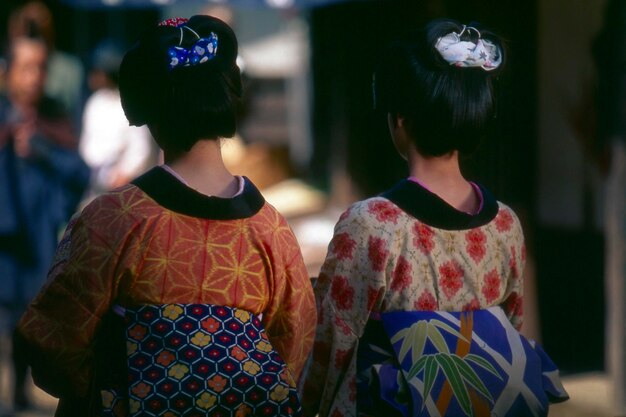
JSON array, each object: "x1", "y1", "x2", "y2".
[{"x1": 0, "y1": 0, "x2": 624, "y2": 416}]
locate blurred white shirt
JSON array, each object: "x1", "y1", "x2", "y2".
[{"x1": 80, "y1": 88, "x2": 155, "y2": 192}]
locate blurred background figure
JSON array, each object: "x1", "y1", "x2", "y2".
[
  {"x1": 79, "y1": 40, "x2": 156, "y2": 200},
  {"x1": 0, "y1": 35, "x2": 88, "y2": 412},
  {"x1": 7, "y1": 0, "x2": 84, "y2": 123}
]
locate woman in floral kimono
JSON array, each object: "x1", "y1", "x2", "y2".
[
  {"x1": 303, "y1": 19, "x2": 568, "y2": 417},
  {"x1": 15, "y1": 15, "x2": 316, "y2": 417}
]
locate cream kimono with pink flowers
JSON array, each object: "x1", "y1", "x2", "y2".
[{"x1": 302, "y1": 179, "x2": 525, "y2": 417}]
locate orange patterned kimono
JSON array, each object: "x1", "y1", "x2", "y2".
[{"x1": 16, "y1": 167, "x2": 317, "y2": 415}]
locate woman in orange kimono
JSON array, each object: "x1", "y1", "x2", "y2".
[{"x1": 15, "y1": 15, "x2": 316, "y2": 417}]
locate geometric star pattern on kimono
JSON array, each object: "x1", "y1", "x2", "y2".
[{"x1": 17, "y1": 168, "x2": 316, "y2": 409}]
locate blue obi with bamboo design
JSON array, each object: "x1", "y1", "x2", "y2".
[
  {"x1": 100, "y1": 304, "x2": 302, "y2": 417},
  {"x1": 356, "y1": 307, "x2": 568, "y2": 417}
]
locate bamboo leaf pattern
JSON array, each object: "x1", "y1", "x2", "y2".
[
  {"x1": 435, "y1": 354, "x2": 472, "y2": 416},
  {"x1": 392, "y1": 318, "x2": 470, "y2": 364},
  {"x1": 388, "y1": 316, "x2": 508, "y2": 415},
  {"x1": 390, "y1": 327, "x2": 409, "y2": 345},
  {"x1": 422, "y1": 356, "x2": 438, "y2": 408},
  {"x1": 407, "y1": 355, "x2": 428, "y2": 380},
  {"x1": 373, "y1": 309, "x2": 564, "y2": 417},
  {"x1": 450, "y1": 355, "x2": 494, "y2": 402},
  {"x1": 398, "y1": 324, "x2": 416, "y2": 362},
  {"x1": 430, "y1": 319, "x2": 468, "y2": 343},
  {"x1": 465, "y1": 354, "x2": 502, "y2": 379},
  {"x1": 412, "y1": 321, "x2": 428, "y2": 363},
  {"x1": 426, "y1": 324, "x2": 449, "y2": 354}
]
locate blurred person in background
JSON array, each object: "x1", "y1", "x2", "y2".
[
  {"x1": 7, "y1": 0, "x2": 84, "y2": 122},
  {"x1": 0, "y1": 35, "x2": 89, "y2": 411},
  {"x1": 79, "y1": 40, "x2": 156, "y2": 201}
]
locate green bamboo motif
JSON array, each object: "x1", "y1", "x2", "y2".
[{"x1": 391, "y1": 318, "x2": 503, "y2": 415}]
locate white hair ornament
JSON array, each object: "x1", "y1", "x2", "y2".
[{"x1": 435, "y1": 25, "x2": 502, "y2": 71}]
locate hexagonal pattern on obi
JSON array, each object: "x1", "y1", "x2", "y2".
[{"x1": 100, "y1": 304, "x2": 302, "y2": 417}]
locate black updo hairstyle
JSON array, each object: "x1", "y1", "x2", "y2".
[
  {"x1": 119, "y1": 15, "x2": 242, "y2": 152},
  {"x1": 373, "y1": 18, "x2": 506, "y2": 157}
]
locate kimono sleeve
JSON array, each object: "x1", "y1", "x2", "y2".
[
  {"x1": 302, "y1": 203, "x2": 386, "y2": 417},
  {"x1": 499, "y1": 207, "x2": 526, "y2": 331},
  {"x1": 262, "y1": 215, "x2": 317, "y2": 381},
  {"x1": 15, "y1": 208, "x2": 119, "y2": 398}
]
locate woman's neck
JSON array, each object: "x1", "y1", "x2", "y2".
[
  {"x1": 164, "y1": 139, "x2": 238, "y2": 198},
  {"x1": 408, "y1": 150, "x2": 480, "y2": 213}
]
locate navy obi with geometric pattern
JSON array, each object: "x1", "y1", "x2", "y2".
[{"x1": 100, "y1": 304, "x2": 302, "y2": 417}]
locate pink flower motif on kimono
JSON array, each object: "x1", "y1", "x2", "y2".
[
  {"x1": 495, "y1": 208, "x2": 514, "y2": 232},
  {"x1": 463, "y1": 298, "x2": 481, "y2": 311},
  {"x1": 331, "y1": 409, "x2": 345, "y2": 417},
  {"x1": 465, "y1": 229, "x2": 487, "y2": 263},
  {"x1": 368, "y1": 236, "x2": 389, "y2": 272},
  {"x1": 390, "y1": 256, "x2": 412, "y2": 291},
  {"x1": 331, "y1": 275, "x2": 354, "y2": 310},
  {"x1": 503, "y1": 291, "x2": 523, "y2": 318},
  {"x1": 338, "y1": 207, "x2": 352, "y2": 223},
  {"x1": 482, "y1": 269, "x2": 501, "y2": 304},
  {"x1": 368, "y1": 200, "x2": 402, "y2": 224},
  {"x1": 334, "y1": 348, "x2": 351, "y2": 369},
  {"x1": 439, "y1": 260, "x2": 464, "y2": 299},
  {"x1": 332, "y1": 232, "x2": 356, "y2": 260},
  {"x1": 413, "y1": 223, "x2": 435, "y2": 254},
  {"x1": 509, "y1": 246, "x2": 519, "y2": 279},
  {"x1": 414, "y1": 290, "x2": 438, "y2": 311},
  {"x1": 367, "y1": 286, "x2": 381, "y2": 310},
  {"x1": 334, "y1": 316, "x2": 352, "y2": 336}
]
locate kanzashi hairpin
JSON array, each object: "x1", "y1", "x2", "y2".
[
  {"x1": 168, "y1": 29, "x2": 219, "y2": 70},
  {"x1": 158, "y1": 17, "x2": 189, "y2": 27},
  {"x1": 435, "y1": 25, "x2": 502, "y2": 71}
]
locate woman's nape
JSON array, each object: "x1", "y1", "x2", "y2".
[
  {"x1": 387, "y1": 111, "x2": 482, "y2": 214},
  {"x1": 119, "y1": 14, "x2": 243, "y2": 197},
  {"x1": 377, "y1": 18, "x2": 505, "y2": 214},
  {"x1": 161, "y1": 136, "x2": 239, "y2": 198}
]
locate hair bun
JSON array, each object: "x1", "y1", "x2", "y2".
[{"x1": 119, "y1": 13, "x2": 243, "y2": 142}]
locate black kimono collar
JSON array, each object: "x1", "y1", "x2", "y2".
[
  {"x1": 380, "y1": 179, "x2": 499, "y2": 230},
  {"x1": 132, "y1": 167, "x2": 265, "y2": 220}
]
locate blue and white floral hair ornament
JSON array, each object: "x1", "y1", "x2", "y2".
[
  {"x1": 435, "y1": 25, "x2": 502, "y2": 71},
  {"x1": 164, "y1": 19, "x2": 219, "y2": 71}
]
